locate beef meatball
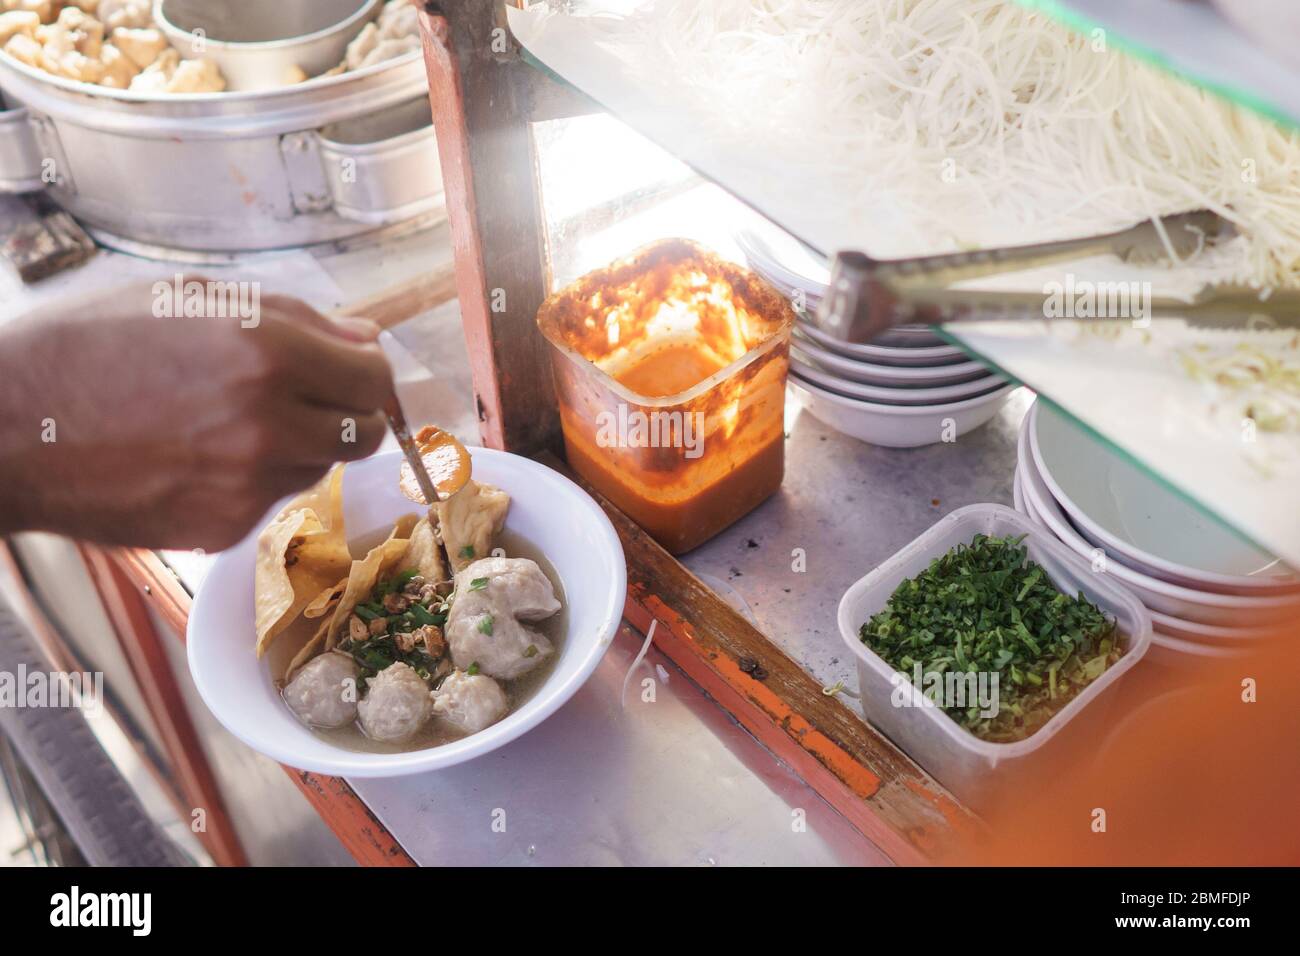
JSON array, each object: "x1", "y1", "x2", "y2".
[
  {"x1": 445, "y1": 557, "x2": 560, "y2": 680},
  {"x1": 431, "y1": 670, "x2": 508, "y2": 734},
  {"x1": 283, "y1": 652, "x2": 359, "y2": 729},
  {"x1": 357, "y1": 662, "x2": 431, "y2": 742}
]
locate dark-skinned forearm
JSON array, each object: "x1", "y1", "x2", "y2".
[{"x1": 0, "y1": 320, "x2": 52, "y2": 537}]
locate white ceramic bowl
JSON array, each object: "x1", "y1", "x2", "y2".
[
  {"x1": 790, "y1": 349, "x2": 1004, "y2": 406},
  {"x1": 797, "y1": 319, "x2": 967, "y2": 367},
  {"x1": 738, "y1": 232, "x2": 943, "y2": 349},
  {"x1": 1147, "y1": 631, "x2": 1247, "y2": 668},
  {"x1": 1016, "y1": 414, "x2": 1300, "y2": 626},
  {"x1": 187, "y1": 448, "x2": 626, "y2": 777},
  {"x1": 1012, "y1": 466, "x2": 1026, "y2": 514},
  {"x1": 791, "y1": 331, "x2": 991, "y2": 388},
  {"x1": 1148, "y1": 608, "x2": 1283, "y2": 645},
  {"x1": 790, "y1": 376, "x2": 1017, "y2": 448},
  {"x1": 1020, "y1": 457, "x2": 1284, "y2": 647},
  {"x1": 733, "y1": 225, "x2": 830, "y2": 290},
  {"x1": 1029, "y1": 402, "x2": 1298, "y2": 594}
]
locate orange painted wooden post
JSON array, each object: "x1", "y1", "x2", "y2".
[
  {"x1": 80, "y1": 545, "x2": 249, "y2": 867},
  {"x1": 418, "y1": 1, "x2": 560, "y2": 455},
  {"x1": 0, "y1": 543, "x2": 213, "y2": 859},
  {"x1": 104, "y1": 548, "x2": 417, "y2": 867}
]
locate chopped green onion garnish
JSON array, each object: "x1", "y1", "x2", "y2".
[
  {"x1": 857, "y1": 533, "x2": 1119, "y2": 743},
  {"x1": 469, "y1": 577, "x2": 489, "y2": 591},
  {"x1": 409, "y1": 603, "x2": 438, "y2": 626},
  {"x1": 477, "y1": 615, "x2": 493, "y2": 636}
]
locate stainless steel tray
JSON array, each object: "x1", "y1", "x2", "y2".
[{"x1": 0, "y1": 51, "x2": 443, "y2": 252}]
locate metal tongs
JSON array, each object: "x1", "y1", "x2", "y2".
[{"x1": 813, "y1": 210, "x2": 1300, "y2": 343}]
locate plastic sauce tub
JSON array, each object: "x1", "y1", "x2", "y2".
[
  {"x1": 837, "y1": 504, "x2": 1152, "y2": 806},
  {"x1": 536, "y1": 239, "x2": 794, "y2": 554}
]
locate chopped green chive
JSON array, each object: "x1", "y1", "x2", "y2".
[
  {"x1": 477, "y1": 615, "x2": 493, "y2": 636},
  {"x1": 467, "y1": 662, "x2": 480, "y2": 676},
  {"x1": 459, "y1": 545, "x2": 476, "y2": 560},
  {"x1": 409, "y1": 603, "x2": 438, "y2": 626},
  {"x1": 858, "y1": 533, "x2": 1119, "y2": 743},
  {"x1": 469, "y1": 577, "x2": 489, "y2": 591}
]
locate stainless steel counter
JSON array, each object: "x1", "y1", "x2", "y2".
[
  {"x1": 356, "y1": 622, "x2": 889, "y2": 866},
  {"x1": 683, "y1": 390, "x2": 1034, "y2": 701}
]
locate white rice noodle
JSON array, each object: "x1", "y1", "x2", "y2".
[{"x1": 616, "y1": 0, "x2": 1300, "y2": 288}]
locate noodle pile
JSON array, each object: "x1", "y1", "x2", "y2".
[{"x1": 615, "y1": 0, "x2": 1300, "y2": 288}]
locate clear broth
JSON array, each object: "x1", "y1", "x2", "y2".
[{"x1": 290, "y1": 527, "x2": 567, "y2": 754}]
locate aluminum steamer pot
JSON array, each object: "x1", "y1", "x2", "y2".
[{"x1": 0, "y1": 48, "x2": 442, "y2": 254}]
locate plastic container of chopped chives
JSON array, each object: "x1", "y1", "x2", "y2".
[{"x1": 837, "y1": 504, "x2": 1151, "y2": 807}]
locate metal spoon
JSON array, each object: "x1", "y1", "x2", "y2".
[{"x1": 387, "y1": 399, "x2": 472, "y2": 506}]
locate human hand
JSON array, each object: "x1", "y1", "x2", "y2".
[{"x1": 0, "y1": 279, "x2": 393, "y2": 550}]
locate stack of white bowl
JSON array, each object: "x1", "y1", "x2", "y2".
[
  {"x1": 1013, "y1": 399, "x2": 1300, "y2": 666},
  {"x1": 737, "y1": 228, "x2": 1018, "y2": 448}
]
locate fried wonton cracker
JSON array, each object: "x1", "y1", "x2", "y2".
[
  {"x1": 396, "y1": 516, "x2": 448, "y2": 584},
  {"x1": 325, "y1": 514, "x2": 420, "y2": 649},
  {"x1": 304, "y1": 579, "x2": 348, "y2": 619},
  {"x1": 254, "y1": 465, "x2": 351, "y2": 658},
  {"x1": 438, "y1": 480, "x2": 510, "y2": 572},
  {"x1": 285, "y1": 614, "x2": 336, "y2": 683}
]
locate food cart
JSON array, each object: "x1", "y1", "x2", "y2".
[{"x1": 0, "y1": 0, "x2": 1297, "y2": 871}]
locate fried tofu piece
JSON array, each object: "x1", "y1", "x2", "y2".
[
  {"x1": 164, "y1": 56, "x2": 224, "y2": 93},
  {"x1": 2, "y1": 30, "x2": 41, "y2": 66},
  {"x1": 109, "y1": 25, "x2": 164, "y2": 70},
  {"x1": 55, "y1": 5, "x2": 103, "y2": 58},
  {"x1": 0, "y1": 10, "x2": 38, "y2": 46},
  {"x1": 96, "y1": 39, "x2": 138, "y2": 87}
]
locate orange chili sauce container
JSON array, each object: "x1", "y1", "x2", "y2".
[{"x1": 536, "y1": 239, "x2": 794, "y2": 554}]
